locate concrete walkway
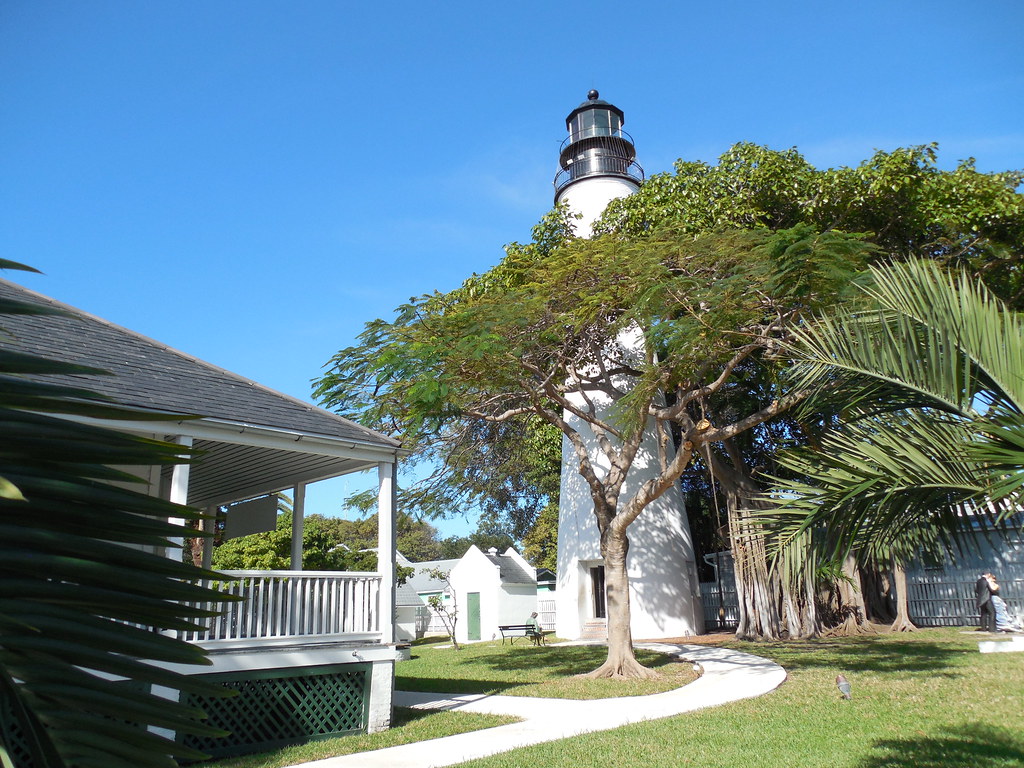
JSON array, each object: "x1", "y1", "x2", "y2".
[{"x1": 286, "y1": 643, "x2": 786, "y2": 768}]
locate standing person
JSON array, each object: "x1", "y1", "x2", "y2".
[
  {"x1": 976, "y1": 572, "x2": 996, "y2": 632},
  {"x1": 987, "y1": 574, "x2": 1021, "y2": 632}
]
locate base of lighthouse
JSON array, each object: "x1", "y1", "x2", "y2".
[{"x1": 554, "y1": 416, "x2": 704, "y2": 641}]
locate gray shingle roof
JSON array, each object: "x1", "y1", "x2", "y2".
[
  {"x1": 484, "y1": 552, "x2": 536, "y2": 585},
  {"x1": 0, "y1": 278, "x2": 400, "y2": 449},
  {"x1": 396, "y1": 581, "x2": 424, "y2": 607}
]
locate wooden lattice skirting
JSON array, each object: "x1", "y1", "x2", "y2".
[{"x1": 180, "y1": 662, "x2": 371, "y2": 760}]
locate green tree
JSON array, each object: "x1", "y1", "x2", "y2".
[
  {"x1": 596, "y1": 142, "x2": 1024, "y2": 640},
  {"x1": 211, "y1": 509, "x2": 440, "y2": 575},
  {"x1": 521, "y1": 502, "x2": 559, "y2": 571},
  {"x1": 339, "y1": 395, "x2": 563, "y2": 544},
  {"x1": 0, "y1": 261, "x2": 231, "y2": 768},
  {"x1": 318, "y1": 218, "x2": 872, "y2": 675},
  {"x1": 437, "y1": 515, "x2": 517, "y2": 560},
  {"x1": 766, "y1": 259, "x2": 1024, "y2": 561},
  {"x1": 601, "y1": 143, "x2": 1024, "y2": 307},
  {"x1": 319, "y1": 142, "x2": 1023, "y2": 663}
]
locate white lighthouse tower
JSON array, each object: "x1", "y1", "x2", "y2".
[{"x1": 552, "y1": 91, "x2": 703, "y2": 641}]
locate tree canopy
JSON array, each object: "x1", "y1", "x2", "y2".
[
  {"x1": 211, "y1": 509, "x2": 444, "y2": 573},
  {"x1": 318, "y1": 207, "x2": 876, "y2": 672},
  {"x1": 317, "y1": 142, "x2": 1023, "y2": 661},
  {"x1": 601, "y1": 143, "x2": 1023, "y2": 307}
]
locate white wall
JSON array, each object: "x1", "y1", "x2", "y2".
[
  {"x1": 395, "y1": 605, "x2": 428, "y2": 642},
  {"x1": 555, "y1": 390, "x2": 703, "y2": 640},
  {"x1": 449, "y1": 546, "x2": 499, "y2": 644},
  {"x1": 449, "y1": 547, "x2": 539, "y2": 643},
  {"x1": 556, "y1": 176, "x2": 638, "y2": 238},
  {"x1": 499, "y1": 584, "x2": 538, "y2": 632}
]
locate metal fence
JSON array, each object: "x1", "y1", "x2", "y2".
[
  {"x1": 907, "y1": 575, "x2": 1024, "y2": 626},
  {"x1": 699, "y1": 562, "x2": 1024, "y2": 630},
  {"x1": 700, "y1": 581, "x2": 740, "y2": 631}
]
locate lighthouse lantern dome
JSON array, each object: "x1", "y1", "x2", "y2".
[{"x1": 554, "y1": 90, "x2": 644, "y2": 203}]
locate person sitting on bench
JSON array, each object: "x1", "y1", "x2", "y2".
[{"x1": 526, "y1": 612, "x2": 542, "y2": 644}]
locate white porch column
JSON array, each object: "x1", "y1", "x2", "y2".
[
  {"x1": 377, "y1": 460, "x2": 397, "y2": 644},
  {"x1": 167, "y1": 436, "x2": 193, "y2": 557},
  {"x1": 291, "y1": 481, "x2": 306, "y2": 571},
  {"x1": 153, "y1": 435, "x2": 193, "y2": 731}
]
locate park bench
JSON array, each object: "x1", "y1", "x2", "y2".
[{"x1": 498, "y1": 623, "x2": 552, "y2": 645}]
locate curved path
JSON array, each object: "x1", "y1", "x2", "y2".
[{"x1": 288, "y1": 643, "x2": 786, "y2": 768}]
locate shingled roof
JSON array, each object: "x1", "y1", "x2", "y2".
[
  {"x1": 482, "y1": 550, "x2": 536, "y2": 585},
  {"x1": 0, "y1": 278, "x2": 402, "y2": 507},
  {"x1": 0, "y1": 278, "x2": 399, "y2": 448}
]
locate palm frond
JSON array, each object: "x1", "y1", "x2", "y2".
[
  {"x1": 766, "y1": 258, "x2": 1024, "y2": 565},
  {"x1": 1, "y1": 277, "x2": 235, "y2": 768}
]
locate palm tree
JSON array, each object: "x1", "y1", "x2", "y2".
[
  {"x1": 1, "y1": 261, "x2": 232, "y2": 768},
  {"x1": 766, "y1": 258, "x2": 1024, "y2": 566}
]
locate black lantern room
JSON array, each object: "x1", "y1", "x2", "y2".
[{"x1": 553, "y1": 90, "x2": 644, "y2": 201}]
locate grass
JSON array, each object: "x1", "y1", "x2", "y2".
[
  {"x1": 202, "y1": 707, "x2": 517, "y2": 768},
  {"x1": 459, "y1": 629, "x2": 1024, "y2": 768},
  {"x1": 205, "y1": 629, "x2": 1024, "y2": 768},
  {"x1": 396, "y1": 637, "x2": 699, "y2": 698}
]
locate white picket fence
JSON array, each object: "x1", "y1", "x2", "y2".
[{"x1": 182, "y1": 570, "x2": 382, "y2": 645}]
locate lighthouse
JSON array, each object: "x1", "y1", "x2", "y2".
[
  {"x1": 553, "y1": 90, "x2": 644, "y2": 237},
  {"x1": 552, "y1": 92, "x2": 703, "y2": 641}
]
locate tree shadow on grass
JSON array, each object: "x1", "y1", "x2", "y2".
[
  {"x1": 397, "y1": 643, "x2": 683, "y2": 694},
  {"x1": 395, "y1": 675, "x2": 526, "y2": 694},
  {"x1": 476, "y1": 644, "x2": 680, "y2": 676},
  {"x1": 729, "y1": 637, "x2": 969, "y2": 677},
  {"x1": 858, "y1": 724, "x2": 1024, "y2": 768}
]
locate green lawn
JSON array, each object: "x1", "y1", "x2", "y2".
[
  {"x1": 205, "y1": 629, "x2": 1024, "y2": 768},
  {"x1": 396, "y1": 637, "x2": 699, "y2": 698},
  {"x1": 202, "y1": 707, "x2": 516, "y2": 768},
  {"x1": 460, "y1": 629, "x2": 1024, "y2": 768}
]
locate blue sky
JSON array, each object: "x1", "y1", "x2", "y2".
[{"x1": 2, "y1": 1, "x2": 1021, "y2": 537}]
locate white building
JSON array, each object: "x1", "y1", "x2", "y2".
[
  {"x1": 552, "y1": 92, "x2": 703, "y2": 641},
  {"x1": 449, "y1": 546, "x2": 539, "y2": 644}
]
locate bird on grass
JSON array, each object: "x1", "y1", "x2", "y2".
[{"x1": 835, "y1": 674, "x2": 852, "y2": 699}]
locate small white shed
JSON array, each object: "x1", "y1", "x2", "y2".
[{"x1": 449, "y1": 546, "x2": 538, "y2": 644}]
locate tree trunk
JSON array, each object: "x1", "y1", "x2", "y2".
[
  {"x1": 730, "y1": 504, "x2": 781, "y2": 640},
  {"x1": 782, "y1": 578, "x2": 802, "y2": 638},
  {"x1": 888, "y1": 559, "x2": 917, "y2": 632},
  {"x1": 800, "y1": 561, "x2": 820, "y2": 639},
  {"x1": 706, "y1": 444, "x2": 782, "y2": 641},
  {"x1": 825, "y1": 555, "x2": 875, "y2": 636},
  {"x1": 861, "y1": 560, "x2": 896, "y2": 624},
  {"x1": 585, "y1": 528, "x2": 658, "y2": 679}
]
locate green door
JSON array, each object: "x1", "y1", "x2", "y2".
[{"x1": 466, "y1": 592, "x2": 481, "y2": 641}]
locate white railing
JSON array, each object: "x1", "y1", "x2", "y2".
[{"x1": 183, "y1": 570, "x2": 382, "y2": 645}]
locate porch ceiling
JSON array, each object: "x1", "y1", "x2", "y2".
[{"x1": 181, "y1": 439, "x2": 379, "y2": 509}]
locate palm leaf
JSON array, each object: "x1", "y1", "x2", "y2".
[
  {"x1": 0, "y1": 276, "x2": 236, "y2": 767},
  {"x1": 767, "y1": 259, "x2": 1023, "y2": 562}
]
